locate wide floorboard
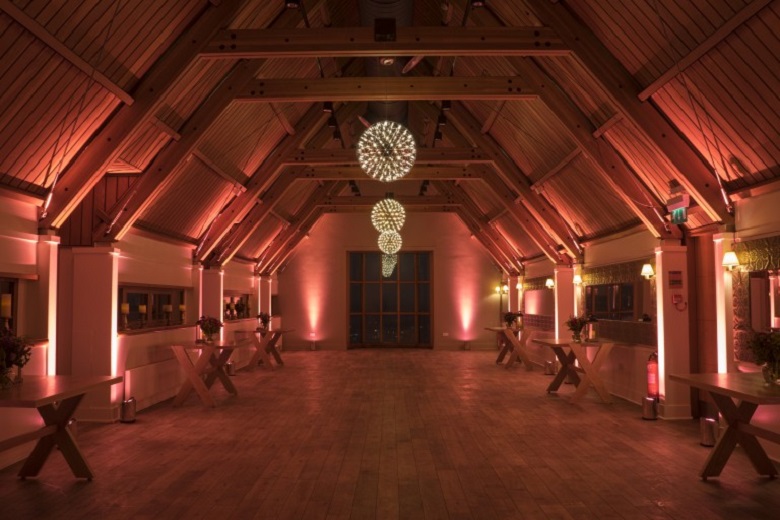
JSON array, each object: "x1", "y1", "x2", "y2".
[{"x1": 2, "y1": 350, "x2": 779, "y2": 519}]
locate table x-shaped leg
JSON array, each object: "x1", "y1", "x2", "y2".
[
  {"x1": 19, "y1": 394, "x2": 93, "y2": 479},
  {"x1": 172, "y1": 346, "x2": 235, "y2": 407},
  {"x1": 700, "y1": 393, "x2": 778, "y2": 480},
  {"x1": 568, "y1": 342, "x2": 614, "y2": 404},
  {"x1": 547, "y1": 347, "x2": 580, "y2": 393},
  {"x1": 250, "y1": 332, "x2": 284, "y2": 368},
  {"x1": 501, "y1": 330, "x2": 533, "y2": 370}
]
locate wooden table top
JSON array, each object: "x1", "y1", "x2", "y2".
[
  {"x1": 532, "y1": 337, "x2": 609, "y2": 347},
  {"x1": 485, "y1": 326, "x2": 522, "y2": 333},
  {"x1": 174, "y1": 341, "x2": 252, "y2": 350},
  {"x1": 0, "y1": 375, "x2": 123, "y2": 409},
  {"x1": 670, "y1": 372, "x2": 780, "y2": 405}
]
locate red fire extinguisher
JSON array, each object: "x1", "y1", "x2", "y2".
[{"x1": 647, "y1": 352, "x2": 659, "y2": 398}]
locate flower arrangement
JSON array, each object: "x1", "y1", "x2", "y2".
[
  {"x1": 503, "y1": 311, "x2": 523, "y2": 327},
  {"x1": 747, "y1": 331, "x2": 780, "y2": 384},
  {"x1": 257, "y1": 312, "x2": 270, "y2": 329},
  {"x1": 565, "y1": 315, "x2": 588, "y2": 334},
  {"x1": 196, "y1": 315, "x2": 223, "y2": 341},
  {"x1": 0, "y1": 330, "x2": 32, "y2": 388}
]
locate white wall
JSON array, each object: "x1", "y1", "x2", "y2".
[
  {"x1": 277, "y1": 212, "x2": 501, "y2": 350},
  {"x1": 584, "y1": 227, "x2": 657, "y2": 267}
]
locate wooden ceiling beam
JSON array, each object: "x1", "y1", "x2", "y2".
[
  {"x1": 237, "y1": 76, "x2": 535, "y2": 102},
  {"x1": 260, "y1": 182, "x2": 345, "y2": 274},
  {"x1": 527, "y1": 0, "x2": 734, "y2": 225},
  {"x1": 512, "y1": 57, "x2": 681, "y2": 239},
  {"x1": 284, "y1": 147, "x2": 491, "y2": 166},
  {"x1": 93, "y1": 59, "x2": 262, "y2": 243},
  {"x1": 452, "y1": 206, "x2": 519, "y2": 275},
  {"x1": 192, "y1": 150, "x2": 248, "y2": 187},
  {"x1": 638, "y1": 0, "x2": 772, "y2": 101},
  {"x1": 434, "y1": 181, "x2": 523, "y2": 275},
  {"x1": 291, "y1": 165, "x2": 483, "y2": 181},
  {"x1": 320, "y1": 196, "x2": 454, "y2": 207},
  {"x1": 203, "y1": 26, "x2": 568, "y2": 58},
  {"x1": 447, "y1": 101, "x2": 581, "y2": 261},
  {"x1": 38, "y1": 0, "x2": 247, "y2": 231},
  {"x1": 0, "y1": 0, "x2": 134, "y2": 105}
]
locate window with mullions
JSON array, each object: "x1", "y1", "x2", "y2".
[
  {"x1": 119, "y1": 286, "x2": 185, "y2": 330},
  {"x1": 0, "y1": 279, "x2": 17, "y2": 333},
  {"x1": 348, "y1": 251, "x2": 432, "y2": 348},
  {"x1": 584, "y1": 283, "x2": 635, "y2": 321}
]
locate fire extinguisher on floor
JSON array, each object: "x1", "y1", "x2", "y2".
[{"x1": 643, "y1": 352, "x2": 659, "y2": 420}]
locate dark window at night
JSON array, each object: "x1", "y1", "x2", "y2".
[
  {"x1": 348, "y1": 251, "x2": 432, "y2": 348},
  {"x1": 585, "y1": 283, "x2": 634, "y2": 321}
]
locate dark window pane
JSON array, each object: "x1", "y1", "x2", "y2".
[
  {"x1": 365, "y1": 253, "x2": 380, "y2": 281},
  {"x1": 382, "y1": 315, "x2": 398, "y2": 343},
  {"x1": 399, "y1": 253, "x2": 415, "y2": 281},
  {"x1": 399, "y1": 315, "x2": 416, "y2": 344},
  {"x1": 349, "y1": 253, "x2": 362, "y2": 281},
  {"x1": 350, "y1": 283, "x2": 362, "y2": 312},
  {"x1": 621, "y1": 284, "x2": 634, "y2": 311},
  {"x1": 418, "y1": 315, "x2": 431, "y2": 344},
  {"x1": 365, "y1": 283, "x2": 380, "y2": 312},
  {"x1": 349, "y1": 315, "x2": 362, "y2": 344},
  {"x1": 399, "y1": 283, "x2": 415, "y2": 312},
  {"x1": 365, "y1": 315, "x2": 381, "y2": 343},
  {"x1": 382, "y1": 284, "x2": 397, "y2": 312},
  {"x1": 418, "y1": 283, "x2": 430, "y2": 312},
  {"x1": 417, "y1": 253, "x2": 430, "y2": 281}
]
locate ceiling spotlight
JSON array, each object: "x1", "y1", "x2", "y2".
[
  {"x1": 437, "y1": 114, "x2": 447, "y2": 126},
  {"x1": 371, "y1": 197, "x2": 406, "y2": 233},
  {"x1": 357, "y1": 121, "x2": 417, "y2": 182},
  {"x1": 327, "y1": 116, "x2": 338, "y2": 128},
  {"x1": 378, "y1": 231, "x2": 402, "y2": 254},
  {"x1": 433, "y1": 130, "x2": 443, "y2": 142},
  {"x1": 470, "y1": 0, "x2": 485, "y2": 7},
  {"x1": 285, "y1": 0, "x2": 301, "y2": 8},
  {"x1": 322, "y1": 101, "x2": 334, "y2": 113},
  {"x1": 441, "y1": 100, "x2": 451, "y2": 111},
  {"x1": 379, "y1": 57, "x2": 396, "y2": 66}
]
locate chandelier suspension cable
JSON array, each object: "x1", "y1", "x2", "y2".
[
  {"x1": 41, "y1": 0, "x2": 124, "y2": 219},
  {"x1": 650, "y1": 0, "x2": 733, "y2": 214}
]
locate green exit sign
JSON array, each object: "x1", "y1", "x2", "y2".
[{"x1": 671, "y1": 207, "x2": 687, "y2": 224}]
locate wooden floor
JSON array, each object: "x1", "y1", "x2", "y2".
[{"x1": 2, "y1": 350, "x2": 779, "y2": 519}]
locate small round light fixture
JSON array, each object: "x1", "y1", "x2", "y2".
[
  {"x1": 357, "y1": 121, "x2": 416, "y2": 182},
  {"x1": 371, "y1": 198, "x2": 406, "y2": 233},
  {"x1": 382, "y1": 254, "x2": 398, "y2": 278},
  {"x1": 378, "y1": 231, "x2": 402, "y2": 254}
]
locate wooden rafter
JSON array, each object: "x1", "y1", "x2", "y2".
[
  {"x1": 236, "y1": 76, "x2": 536, "y2": 102},
  {"x1": 291, "y1": 165, "x2": 483, "y2": 181},
  {"x1": 203, "y1": 26, "x2": 568, "y2": 58},
  {"x1": 527, "y1": 0, "x2": 733, "y2": 225},
  {"x1": 38, "y1": 0, "x2": 247, "y2": 231},
  {"x1": 0, "y1": 0, "x2": 133, "y2": 105},
  {"x1": 452, "y1": 206, "x2": 517, "y2": 275},
  {"x1": 447, "y1": 102, "x2": 581, "y2": 261},
  {"x1": 94, "y1": 60, "x2": 261, "y2": 243},
  {"x1": 319, "y1": 196, "x2": 454, "y2": 207},
  {"x1": 284, "y1": 147, "x2": 491, "y2": 166}
]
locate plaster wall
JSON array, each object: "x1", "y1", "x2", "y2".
[{"x1": 277, "y1": 212, "x2": 500, "y2": 350}]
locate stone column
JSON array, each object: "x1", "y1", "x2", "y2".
[
  {"x1": 655, "y1": 242, "x2": 691, "y2": 419},
  {"x1": 553, "y1": 265, "x2": 574, "y2": 338}
]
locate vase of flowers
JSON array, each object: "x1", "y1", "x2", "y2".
[
  {"x1": 1, "y1": 330, "x2": 32, "y2": 389},
  {"x1": 196, "y1": 315, "x2": 223, "y2": 344},
  {"x1": 257, "y1": 312, "x2": 270, "y2": 331},
  {"x1": 503, "y1": 312, "x2": 523, "y2": 329},
  {"x1": 566, "y1": 315, "x2": 588, "y2": 343},
  {"x1": 747, "y1": 331, "x2": 780, "y2": 386}
]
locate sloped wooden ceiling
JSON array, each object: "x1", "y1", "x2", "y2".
[{"x1": 1, "y1": 0, "x2": 777, "y2": 275}]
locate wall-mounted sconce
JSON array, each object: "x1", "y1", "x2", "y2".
[
  {"x1": 722, "y1": 251, "x2": 740, "y2": 271},
  {"x1": 545, "y1": 278, "x2": 555, "y2": 289},
  {"x1": 573, "y1": 274, "x2": 583, "y2": 286},
  {"x1": 516, "y1": 282, "x2": 523, "y2": 290},
  {"x1": 641, "y1": 264, "x2": 655, "y2": 280}
]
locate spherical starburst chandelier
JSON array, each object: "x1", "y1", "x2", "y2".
[
  {"x1": 378, "y1": 230, "x2": 402, "y2": 255},
  {"x1": 371, "y1": 198, "x2": 406, "y2": 233},
  {"x1": 381, "y1": 254, "x2": 397, "y2": 278},
  {"x1": 357, "y1": 121, "x2": 416, "y2": 182}
]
